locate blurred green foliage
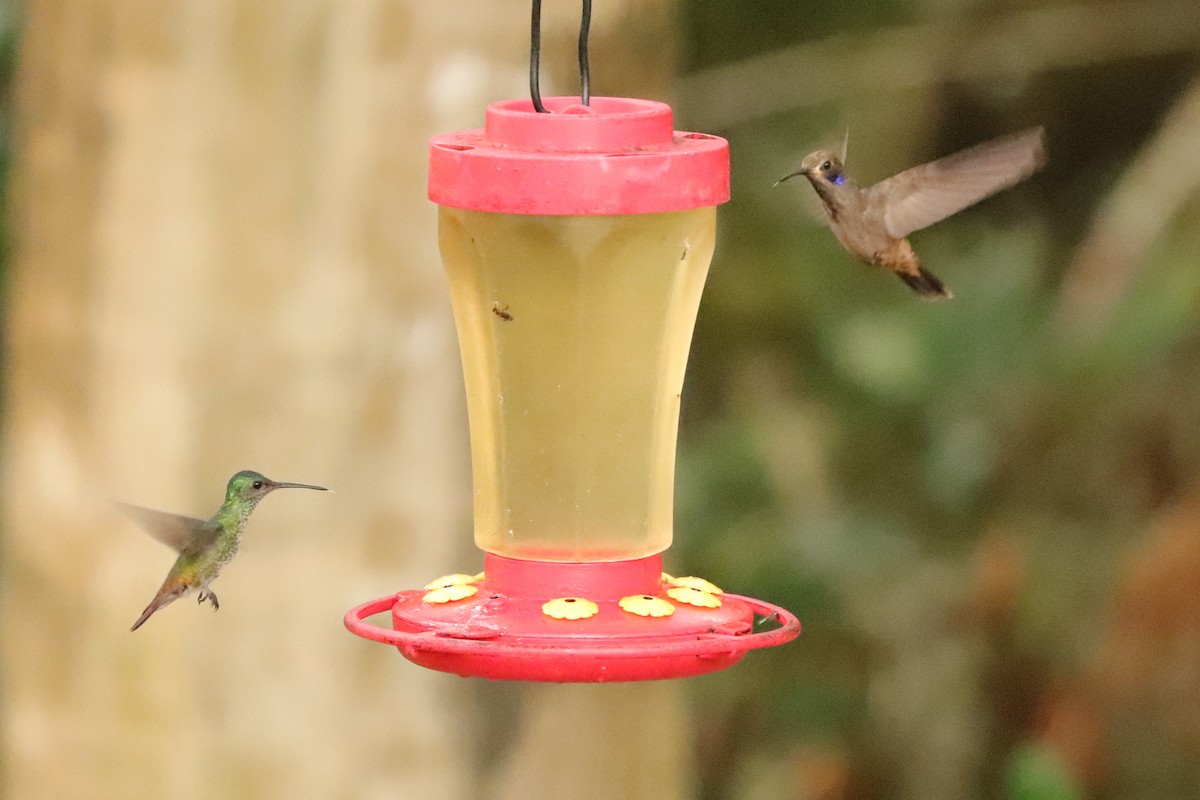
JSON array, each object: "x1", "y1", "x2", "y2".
[{"x1": 674, "y1": 1, "x2": 1200, "y2": 798}]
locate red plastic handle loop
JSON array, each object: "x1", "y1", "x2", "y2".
[{"x1": 343, "y1": 593, "x2": 800, "y2": 658}]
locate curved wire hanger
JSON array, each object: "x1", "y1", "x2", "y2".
[{"x1": 529, "y1": 0, "x2": 592, "y2": 113}]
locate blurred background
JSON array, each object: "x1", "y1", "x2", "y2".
[{"x1": 2, "y1": 0, "x2": 1199, "y2": 798}]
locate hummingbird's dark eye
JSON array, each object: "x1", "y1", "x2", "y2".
[
  {"x1": 252, "y1": 480, "x2": 264, "y2": 490},
  {"x1": 821, "y1": 160, "x2": 833, "y2": 171}
]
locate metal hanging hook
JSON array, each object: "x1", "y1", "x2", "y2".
[
  {"x1": 578, "y1": 0, "x2": 592, "y2": 105},
  {"x1": 530, "y1": 0, "x2": 592, "y2": 113}
]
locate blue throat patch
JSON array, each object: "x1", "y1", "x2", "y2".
[{"x1": 832, "y1": 174, "x2": 845, "y2": 185}]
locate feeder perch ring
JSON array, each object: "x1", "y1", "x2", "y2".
[{"x1": 345, "y1": 589, "x2": 800, "y2": 683}]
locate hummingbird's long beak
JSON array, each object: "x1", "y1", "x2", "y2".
[
  {"x1": 270, "y1": 481, "x2": 329, "y2": 492},
  {"x1": 773, "y1": 169, "x2": 806, "y2": 187}
]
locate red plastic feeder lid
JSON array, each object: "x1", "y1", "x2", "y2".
[
  {"x1": 428, "y1": 96, "x2": 730, "y2": 215},
  {"x1": 344, "y1": 554, "x2": 800, "y2": 683}
]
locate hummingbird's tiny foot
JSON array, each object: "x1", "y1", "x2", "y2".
[{"x1": 197, "y1": 589, "x2": 219, "y2": 610}]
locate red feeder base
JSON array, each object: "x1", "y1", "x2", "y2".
[{"x1": 344, "y1": 553, "x2": 800, "y2": 682}]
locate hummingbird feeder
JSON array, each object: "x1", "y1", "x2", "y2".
[{"x1": 344, "y1": 2, "x2": 798, "y2": 681}]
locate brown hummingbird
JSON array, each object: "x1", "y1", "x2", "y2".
[{"x1": 776, "y1": 127, "x2": 1046, "y2": 299}]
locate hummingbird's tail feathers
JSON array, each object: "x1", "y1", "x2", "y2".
[
  {"x1": 130, "y1": 601, "x2": 160, "y2": 631},
  {"x1": 130, "y1": 583, "x2": 189, "y2": 631},
  {"x1": 898, "y1": 267, "x2": 953, "y2": 299}
]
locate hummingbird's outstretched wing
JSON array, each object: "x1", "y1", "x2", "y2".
[
  {"x1": 870, "y1": 127, "x2": 1046, "y2": 239},
  {"x1": 117, "y1": 503, "x2": 207, "y2": 552}
]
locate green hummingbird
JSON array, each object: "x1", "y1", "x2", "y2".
[{"x1": 125, "y1": 470, "x2": 328, "y2": 631}]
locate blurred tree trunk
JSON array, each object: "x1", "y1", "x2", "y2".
[{"x1": 1, "y1": 2, "x2": 686, "y2": 800}]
